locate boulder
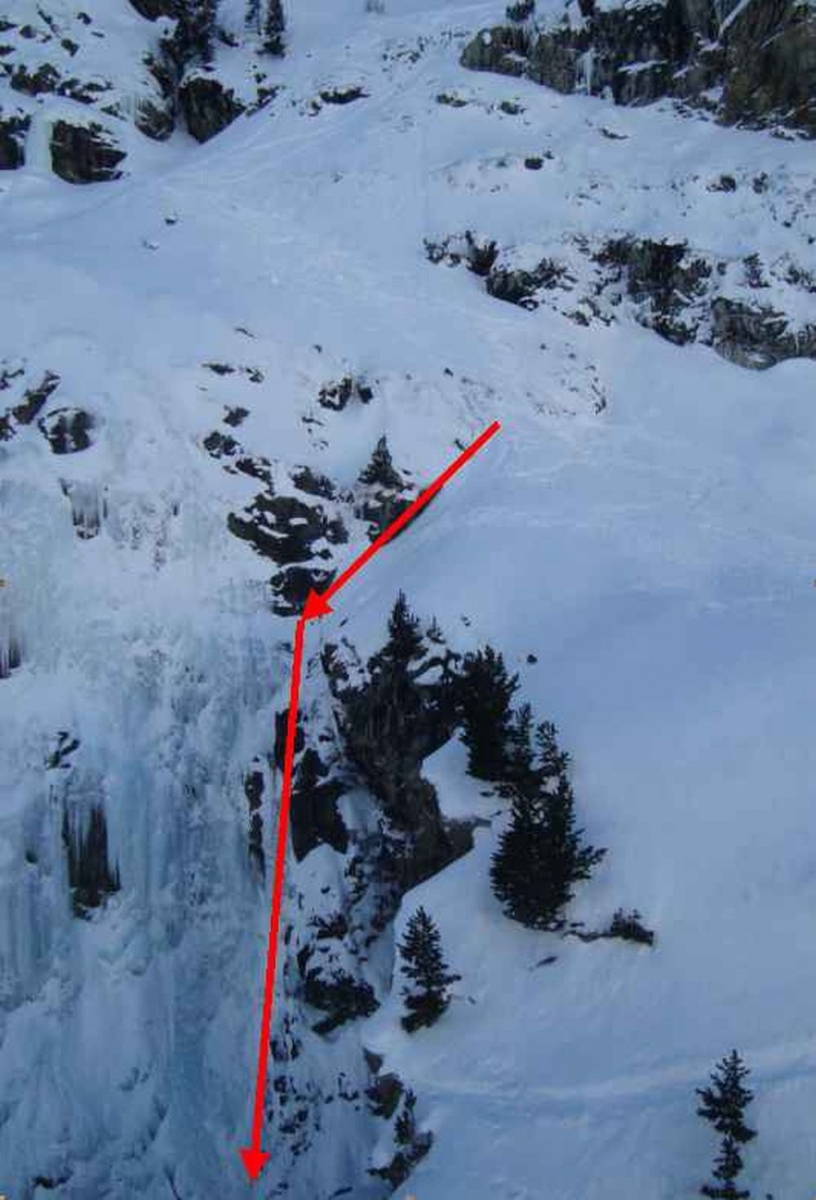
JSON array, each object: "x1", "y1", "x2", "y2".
[
  {"x1": 50, "y1": 121, "x2": 126, "y2": 183},
  {"x1": 179, "y1": 74, "x2": 245, "y2": 143}
]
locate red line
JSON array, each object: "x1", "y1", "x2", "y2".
[
  {"x1": 249, "y1": 616, "x2": 306, "y2": 1152},
  {"x1": 325, "y1": 420, "x2": 501, "y2": 602},
  {"x1": 240, "y1": 419, "x2": 501, "y2": 1176}
]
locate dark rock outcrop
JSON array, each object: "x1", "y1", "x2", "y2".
[
  {"x1": 319, "y1": 85, "x2": 368, "y2": 105},
  {"x1": 291, "y1": 465, "x2": 337, "y2": 500},
  {"x1": 10, "y1": 62, "x2": 61, "y2": 97},
  {"x1": 137, "y1": 51, "x2": 177, "y2": 141},
  {"x1": 0, "y1": 111, "x2": 30, "y2": 169},
  {"x1": 711, "y1": 298, "x2": 816, "y2": 368},
  {"x1": 332, "y1": 636, "x2": 470, "y2": 889},
  {"x1": 38, "y1": 407, "x2": 94, "y2": 453},
  {"x1": 595, "y1": 236, "x2": 711, "y2": 344},
  {"x1": 431, "y1": 228, "x2": 816, "y2": 369},
  {"x1": 228, "y1": 493, "x2": 347, "y2": 564},
  {"x1": 368, "y1": 1089, "x2": 432, "y2": 1190},
  {"x1": 46, "y1": 732, "x2": 81, "y2": 771},
  {"x1": 462, "y1": 0, "x2": 816, "y2": 136},
  {"x1": 50, "y1": 121, "x2": 126, "y2": 183},
  {"x1": 62, "y1": 804, "x2": 120, "y2": 917},
  {"x1": 317, "y1": 375, "x2": 374, "y2": 411},
  {"x1": 127, "y1": 0, "x2": 177, "y2": 18},
  {"x1": 301, "y1": 961, "x2": 378, "y2": 1035},
  {"x1": 290, "y1": 747, "x2": 349, "y2": 861},
  {"x1": 269, "y1": 564, "x2": 335, "y2": 617},
  {"x1": 720, "y1": 0, "x2": 816, "y2": 136},
  {"x1": 179, "y1": 74, "x2": 245, "y2": 143},
  {"x1": 12, "y1": 371, "x2": 60, "y2": 424}
]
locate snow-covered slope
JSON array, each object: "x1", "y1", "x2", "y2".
[{"x1": 1, "y1": 1, "x2": 815, "y2": 1197}]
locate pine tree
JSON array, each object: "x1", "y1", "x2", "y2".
[
  {"x1": 491, "y1": 756, "x2": 605, "y2": 930},
  {"x1": 358, "y1": 435, "x2": 404, "y2": 490},
  {"x1": 399, "y1": 907, "x2": 459, "y2": 1032},
  {"x1": 262, "y1": 0, "x2": 285, "y2": 54},
  {"x1": 373, "y1": 592, "x2": 425, "y2": 671},
  {"x1": 535, "y1": 719, "x2": 570, "y2": 784},
  {"x1": 245, "y1": 0, "x2": 261, "y2": 32},
  {"x1": 697, "y1": 1051, "x2": 757, "y2": 1199},
  {"x1": 505, "y1": 702, "x2": 535, "y2": 788},
  {"x1": 366, "y1": 593, "x2": 427, "y2": 716},
  {"x1": 458, "y1": 645, "x2": 518, "y2": 780}
]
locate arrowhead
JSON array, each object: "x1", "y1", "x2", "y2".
[
  {"x1": 302, "y1": 590, "x2": 333, "y2": 621},
  {"x1": 239, "y1": 1147, "x2": 270, "y2": 1181}
]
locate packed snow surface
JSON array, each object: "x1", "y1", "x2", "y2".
[{"x1": 1, "y1": 0, "x2": 815, "y2": 1196}]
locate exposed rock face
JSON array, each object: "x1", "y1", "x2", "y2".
[
  {"x1": 38, "y1": 407, "x2": 95, "y2": 452},
  {"x1": 127, "y1": 0, "x2": 177, "y2": 18},
  {"x1": 228, "y1": 492, "x2": 347, "y2": 564},
  {"x1": 430, "y1": 228, "x2": 816, "y2": 370},
  {"x1": 12, "y1": 371, "x2": 60, "y2": 424},
  {"x1": 1, "y1": 370, "x2": 61, "y2": 441},
  {"x1": 228, "y1": 486, "x2": 347, "y2": 614},
  {"x1": 462, "y1": 0, "x2": 816, "y2": 136},
  {"x1": 595, "y1": 236, "x2": 712, "y2": 345},
  {"x1": 137, "y1": 51, "x2": 177, "y2": 141},
  {"x1": 368, "y1": 1089, "x2": 432, "y2": 1189},
  {"x1": 711, "y1": 298, "x2": 816, "y2": 368},
  {"x1": 300, "y1": 953, "x2": 378, "y2": 1035},
  {"x1": 179, "y1": 73, "x2": 245, "y2": 142},
  {"x1": 331, "y1": 637, "x2": 472, "y2": 890},
  {"x1": 50, "y1": 121, "x2": 126, "y2": 183},
  {"x1": 290, "y1": 747, "x2": 349, "y2": 861},
  {"x1": 268, "y1": 564, "x2": 335, "y2": 617},
  {"x1": 0, "y1": 111, "x2": 30, "y2": 168},
  {"x1": 720, "y1": 0, "x2": 816, "y2": 135},
  {"x1": 9, "y1": 61, "x2": 61, "y2": 97},
  {"x1": 316, "y1": 375, "x2": 374, "y2": 412}
]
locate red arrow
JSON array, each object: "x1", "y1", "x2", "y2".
[
  {"x1": 238, "y1": 421, "x2": 500, "y2": 1179},
  {"x1": 305, "y1": 420, "x2": 501, "y2": 621}
]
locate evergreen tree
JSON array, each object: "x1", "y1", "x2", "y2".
[
  {"x1": 458, "y1": 645, "x2": 518, "y2": 780},
  {"x1": 491, "y1": 749, "x2": 605, "y2": 930},
  {"x1": 245, "y1": 0, "x2": 261, "y2": 32},
  {"x1": 535, "y1": 719, "x2": 570, "y2": 785},
  {"x1": 399, "y1": 907, "x2": 459, "y2": 1032},
  {"x1": 697, "y1": 1051, "x2": 757, "y2": 1199},
  {"x1": 262, "y1": 0, "x2": 285, "y2": 54},
  {"x1": 371, "y1": 592, "x2": 425, "y2": 672},
  {"x1": 504, "y1": 702, "x2": 536, "y2": 790},
  {"x1": 358, "y1": 435, "x2": 404, "y2": 490}
]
